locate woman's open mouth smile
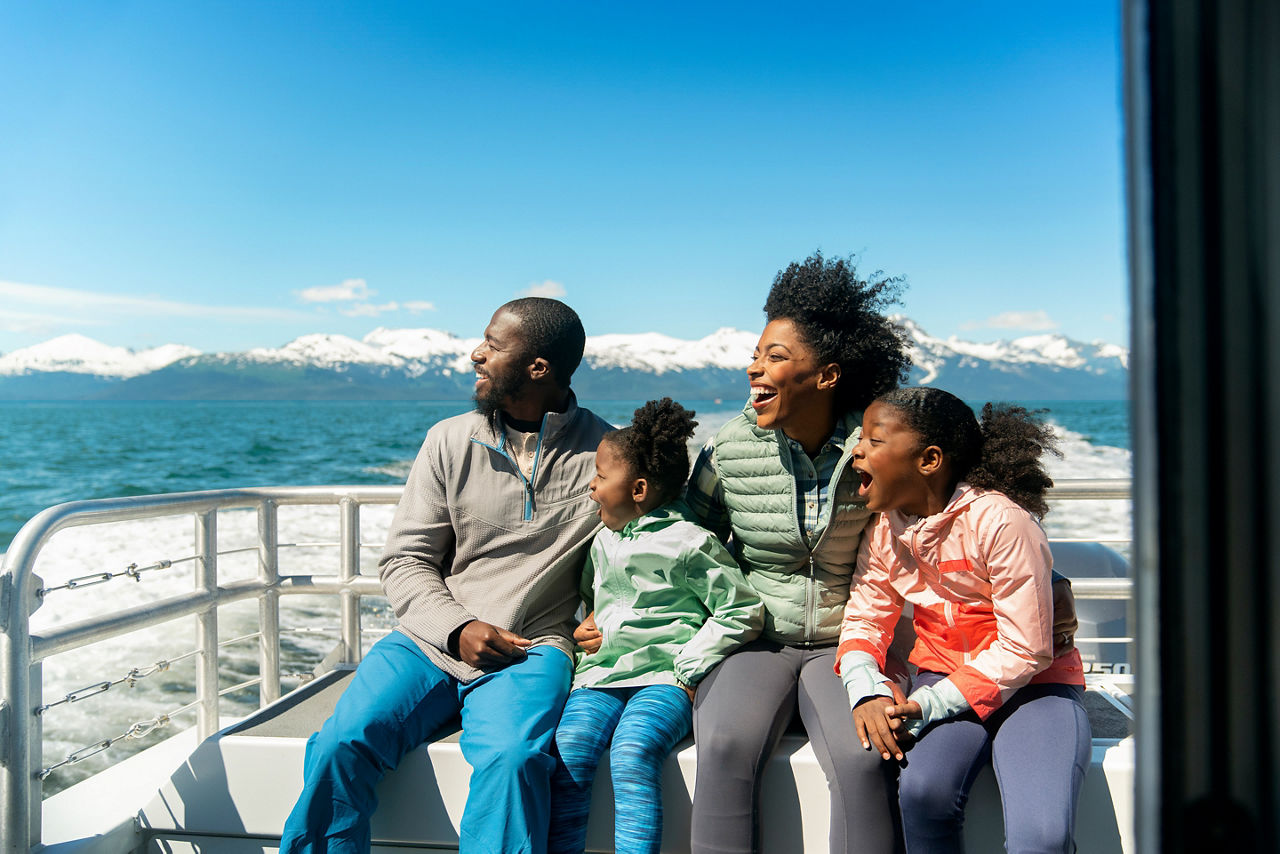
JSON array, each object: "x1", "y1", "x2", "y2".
[{"x1": 750, "y1": 385, "x2": 778, "y2": 411}]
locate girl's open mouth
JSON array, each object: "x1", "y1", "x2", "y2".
[{"x1": 856, "y1": 468, "x2": 873, "y2": 496}]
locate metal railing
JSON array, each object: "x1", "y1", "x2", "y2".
[
  {"x1": 0, "y1": 479, "x2": 1132, "y2": 853},
  {"x1": 0, "y1": 485, "x2": 401, "y2": 853}
]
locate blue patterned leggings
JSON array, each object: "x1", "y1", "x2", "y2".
[{"x1": 549, "y1": 684, "x2": 693, "y2": 854}]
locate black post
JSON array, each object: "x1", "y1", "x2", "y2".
[{"x1": 1127, "y1": 0, "x2": 1280, "y2": 849}]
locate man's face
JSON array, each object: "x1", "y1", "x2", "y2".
[{"x1": 471, "y1": 308, "x2": 531, "y2": 417}]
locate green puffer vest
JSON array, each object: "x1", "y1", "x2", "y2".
[{"x1": 712, "y1": 408, "x2": 872, "y2": 645}]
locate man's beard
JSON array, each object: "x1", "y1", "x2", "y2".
[{"x1": 474, "y1": 366, "x2": 528, "y2": 419}]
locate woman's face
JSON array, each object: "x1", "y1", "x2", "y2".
[{"x1": 747, "y1": 318, "x2": 835, "y2": 435}]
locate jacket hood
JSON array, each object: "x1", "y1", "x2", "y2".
[
  {"x1": 888, "y1": 483, "x2": 984, "y2": 553},
  {"x1": 617, "y1": 499, "x2": 697, "y2": 539}
]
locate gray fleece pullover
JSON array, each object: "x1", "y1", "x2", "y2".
[{"x1": 379, "y1": 394, "x2": 614, "y2": 682}]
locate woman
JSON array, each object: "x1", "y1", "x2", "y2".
[{"x1": 679, "y1": 252, "x2": 909, "y2": 854}]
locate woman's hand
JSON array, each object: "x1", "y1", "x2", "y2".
[
  {"x1": 853, "y1": 697, "x2": 905, "y2": 761},
  {"x1": 574, "y1": 611, "x2": 603, "y2": 654}
]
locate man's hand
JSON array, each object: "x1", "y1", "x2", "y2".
[
  {"x1": 1051, "y1": 575, "x2": 1079, "y2": 656},
  {"x1": 574, "y1": 611, "x2": 603, "y2": 654},
  {"x1": 455, "y1": 620, "x2": 532, "y2": 669}
]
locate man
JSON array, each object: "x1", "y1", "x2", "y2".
[{"x1": 281, "y1": 297, "x2": 613, "y2": 854}]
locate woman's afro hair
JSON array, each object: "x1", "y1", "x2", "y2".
[
  {"x1": 604, "y1": 398, "x2": 698, "y2": 505},
  {"x1": 764, "y1": 251, "x2": 911, "y2": 415}
]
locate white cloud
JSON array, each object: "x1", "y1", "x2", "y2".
[
  {"x1": 335, "y1": 299, "x2": 436, "y2": 318},
  {"x1": 962, "y1": 310, "x2": 1057, "y2": 331},
  {"x1": 0, "y1": 307, "x2": 107, "y2": 334},
  {"x1": 0, "y1": 280, "x2": 306, "y2": 322},
  {"x1": 340, "y1": 301, "x2": 401, "y2": 318},
  {"x1": 521, "y1": 279, "x2": 567, "y2": 298},
  {"x1": 295, "y1": 278, "x2": 373, "y2": 304}
]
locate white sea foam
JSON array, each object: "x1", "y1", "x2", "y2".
[
  {"x1": 363, "y1": 461, "x2": 414, "y2": 480},
  {"x1": 1042, "y1": 422, "x2": 1132, "y2": 551}
]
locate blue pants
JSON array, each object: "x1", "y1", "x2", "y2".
[
  {"x1": 279, "y1": 631, "x2": 572, "y2": 854},
  {"x1": 898, "y1": 672, "x2": 1091, "y2": 854},
  {"x1": 548, "y1": 684, "x2": 692, "y2": 854}
]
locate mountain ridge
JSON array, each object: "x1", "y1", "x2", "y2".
[{"x1": 0, "y1": 320, "x2": 1128, "y2": 401}]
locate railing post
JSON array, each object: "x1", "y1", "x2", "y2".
[
  {"x1": 195, "y1": 511, "x2": 219, "y2": 739},
  {"x1": 339, "y1": 497, "x2": 362, "y2": 664},
  {"x1": 257, "y1": 499, "x2": 281, "y2": 706},
  {"x1": 27, "y1": 661, "x2": 41, "y2": 849},
  {"x1": 1, "y1": 564, "x2": 36, "y2": 853}
]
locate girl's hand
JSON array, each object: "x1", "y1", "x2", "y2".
[
  {"x1": 682, "y1": 684, "x2": 696, "y2": 703},
  {"x1": 884, "y1": 699, "x2": 923, "y2": 744},
  {"x1": 886, "y1": 700, "x2": 923, "y2": 720},
  {"x1": 574, "y1": 611, "x2": 603, "y2": 654},
  {"x1": 852, "y1": 697, "x2": 905, "y2": 761}
]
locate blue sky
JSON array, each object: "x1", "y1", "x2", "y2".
[{"x1": 0, "y1": 1, "x2": 1126, "y2": 354}]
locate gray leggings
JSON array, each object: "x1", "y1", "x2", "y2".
[{"x1": 690, "y1": 639, "x2": 900, "y2": 854}]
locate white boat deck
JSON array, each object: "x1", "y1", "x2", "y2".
[{"x1": 43, "y1": 667, "x2": 1135, "y2": 854}]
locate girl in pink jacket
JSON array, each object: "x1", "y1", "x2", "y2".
[{"x1": 837, "y1": 387, "x2": 1088, "y2": 854}]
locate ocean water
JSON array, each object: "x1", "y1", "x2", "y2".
[{"x1": 0, "y1": 398, "x2": 1130, "y2": 795}]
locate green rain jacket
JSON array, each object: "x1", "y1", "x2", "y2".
[{"x1": 573, "y1": 500, "x2": 764, "y2": 691}]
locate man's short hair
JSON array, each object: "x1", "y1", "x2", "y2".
[{"x1": 500, "y1": 297, "x2": 586, "y2": 387}]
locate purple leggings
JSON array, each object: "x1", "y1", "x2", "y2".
[{"x1": 898, "y1": 672, "x2": 1091, "y2": 854}]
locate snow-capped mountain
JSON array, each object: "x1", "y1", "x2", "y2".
[
  {"x1": 0, "y1": 334, "x2": 199, "y2": 378},
  {"x1": 0, "y1": 321, "x2": 1129, "y2": 401},
  {"x1": 362, "y1": 327, "x2": 479, "y2": 365},
  {"x1": 584, "y1": 328, "x2": 758, "y2": 373},
  {"x1": 894, "y1": 316, "x2": 1128, "y2": 399},
  {"x1": 898, "y1": 316, "x2": 1128, "y2": 380}
]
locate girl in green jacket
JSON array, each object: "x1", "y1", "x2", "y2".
[{"x1": 548, "y1": 398, "x2": 764, "y2": 854}]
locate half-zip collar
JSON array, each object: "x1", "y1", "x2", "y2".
[{"x1": 468, "y1": 392, "x2": 583, "y2": 521}]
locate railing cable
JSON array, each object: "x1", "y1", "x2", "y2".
[
  {"x1": 37, "y1": 696, "x2": 204, "y2": 780},
  {"x1": 37, "y1": 557, "x2": 190, "y2": 598},
  {"x1": 36, "y1": 632, "x2": 265, "y2": 716}
]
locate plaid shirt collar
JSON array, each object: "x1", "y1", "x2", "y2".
[{"x1": 782, "y1": 422, "x2": 851, "y2": 544}]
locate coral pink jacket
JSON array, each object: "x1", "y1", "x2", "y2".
[{"x1": 837, "y1": 485, "x2": 1084, "y2": 720}]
